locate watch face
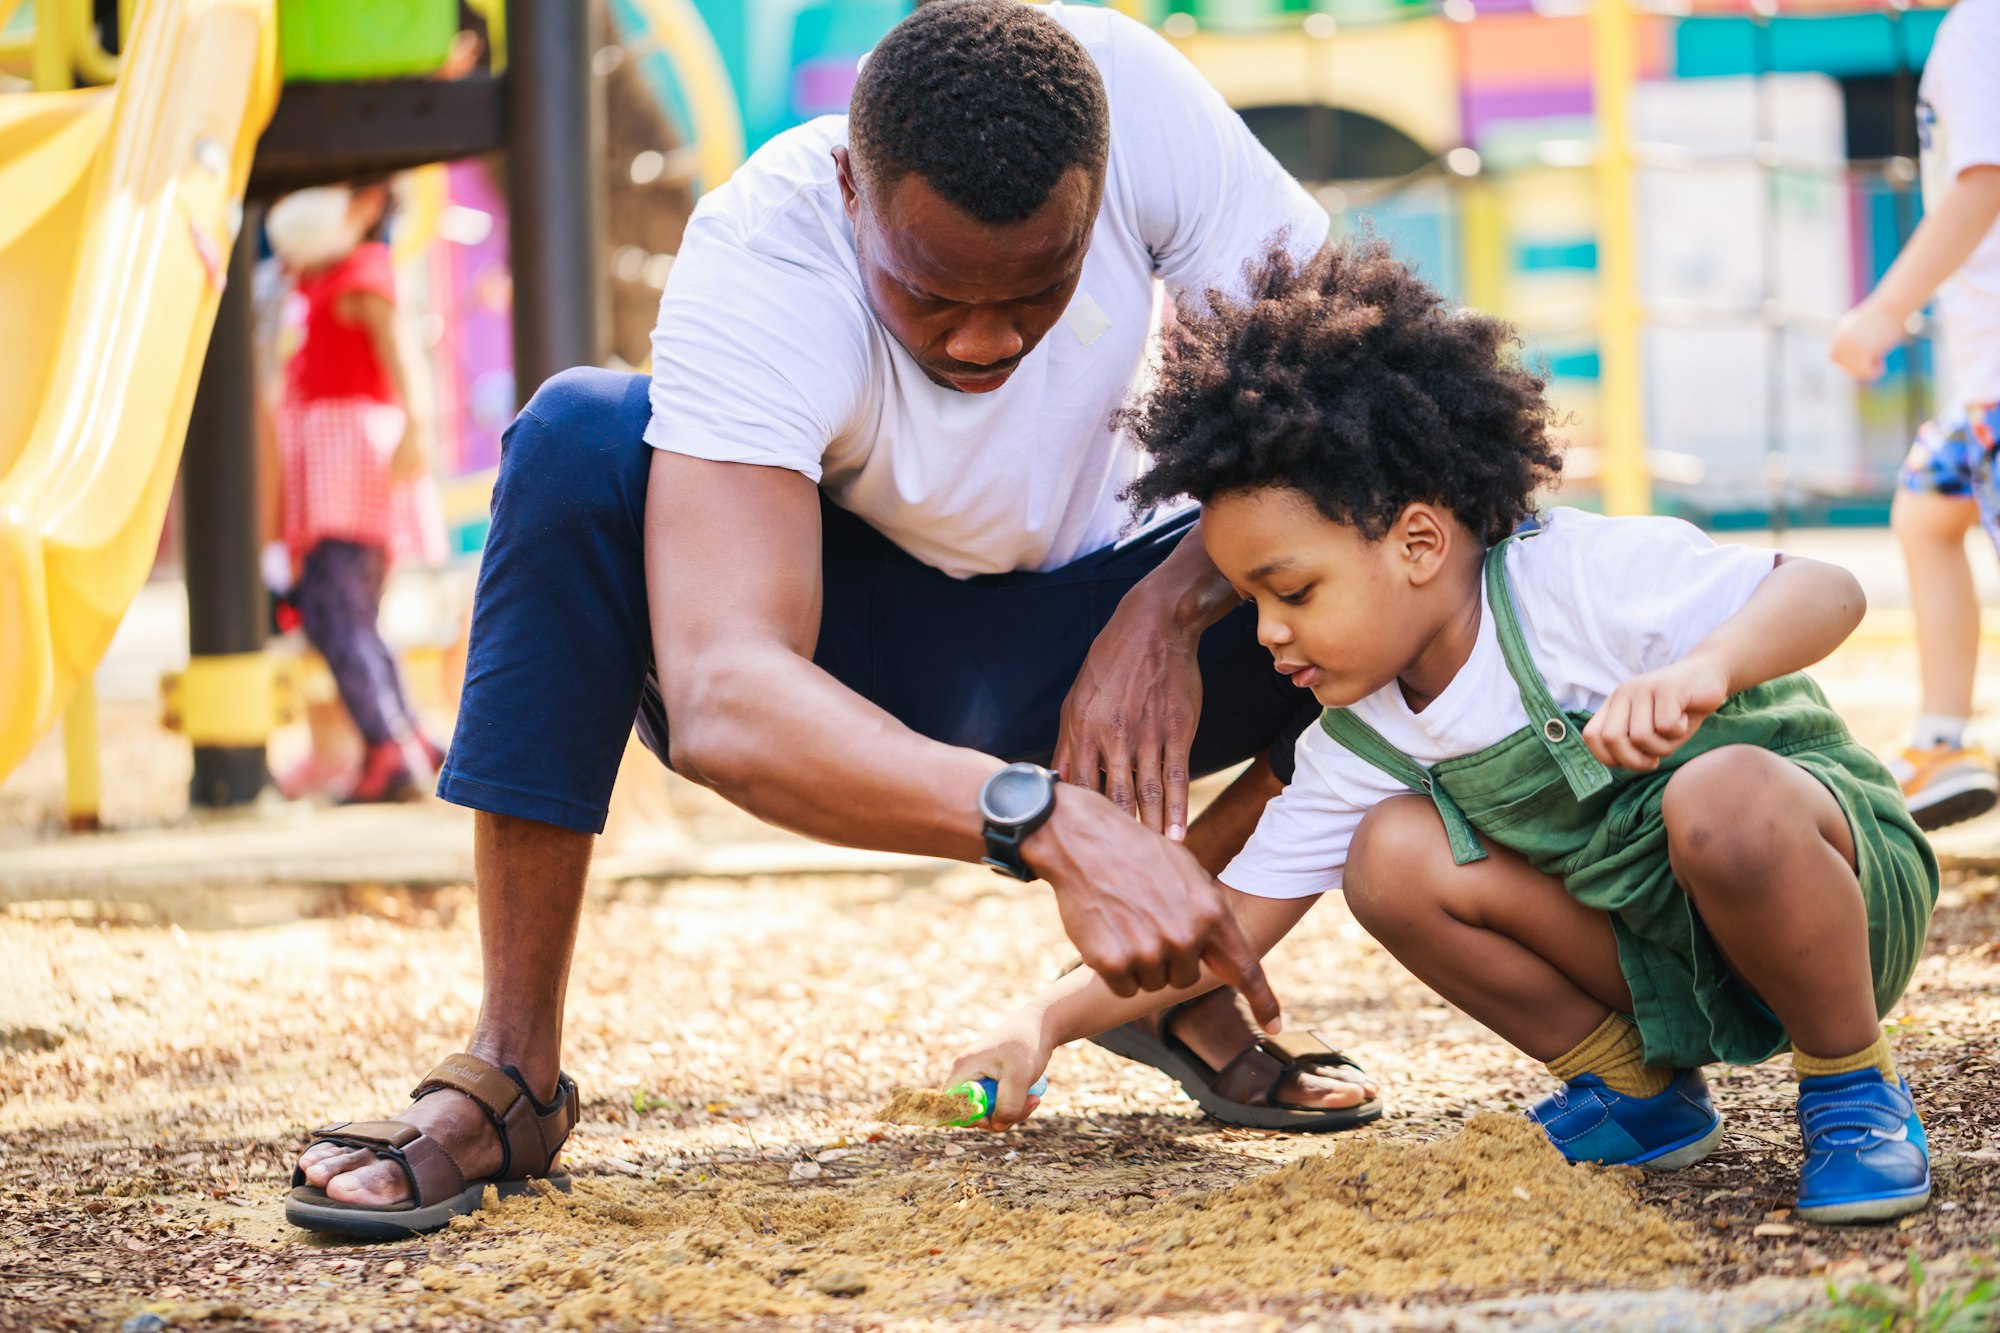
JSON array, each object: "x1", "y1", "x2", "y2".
[{"x1": 981, "y1": 764, "x2": 1052, "y2": 825}]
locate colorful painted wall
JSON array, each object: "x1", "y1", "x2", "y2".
[{"x1": 655, "y1": 0, "x2": 1957, "y2": 521}]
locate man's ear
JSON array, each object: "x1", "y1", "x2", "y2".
[
  {"x1": 833, "y1": 147, "x2": 861, "y2": 218},
  {"x1": 1397, "y1": 503, "x2": 1453, "y2": 587}
]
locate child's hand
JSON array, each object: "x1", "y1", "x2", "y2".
[
  {"x1": 391, "y1": 422, "x2": 430, "y2": 484},
  {"x1": 1829, "y1": 299, "x2": 1906, "y2": 382},
  {"x1": 946, "y1": 1011, "x2": 1053, "y2": 1131},
  {"x1": 1583, "y1": 653, "x2": 1731, "y2": 772}
]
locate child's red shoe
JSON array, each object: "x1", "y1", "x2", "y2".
[{"x1": 341, "y1": 741, "x2": 421, "y2": 805}]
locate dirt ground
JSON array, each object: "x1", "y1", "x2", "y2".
[{"x1": 1, "y1": 643, "x2": 1998, "y2": 1331}]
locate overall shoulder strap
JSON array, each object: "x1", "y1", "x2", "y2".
[
  {"x1": 1483, "y1": 536, "x2": 1613, "y2": 800},
  {"x1": 1318, "y1": 709, "x2": 1487, "y2": 866}
]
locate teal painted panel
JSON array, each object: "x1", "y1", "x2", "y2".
[
  {"x1": 1674, "y1": 10, "x2": 1945, "y2": 79},
  {"x1": 1346, "y1": 191, "x2": 1460, "y2": 301},
  {"x1": 1516, "y1": 239, "x2": 1597, "y2": 273},
  {"x1": 1545, "y1": 349, "x2": 1601, "y2": 380}
]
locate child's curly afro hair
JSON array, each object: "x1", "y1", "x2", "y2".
[{"x1": 1124, "y1": 235, "x2": 1564, "y2": 542}]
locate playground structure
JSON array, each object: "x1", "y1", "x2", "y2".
[
  {"x1": 0, "y1": 0, "x2": 1966, "y2": 824},
  {"x1": 0, "y1": 0, "x2": 644, "y2": 817}
]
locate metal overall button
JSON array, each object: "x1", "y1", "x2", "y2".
[{"x1": 1542, "y1": 717, "x2": 1568, "y2": 744}]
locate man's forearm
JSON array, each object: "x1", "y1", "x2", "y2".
[
  {"x1": 667, "y1": 641, "x2": 1005, "y2": 860},
  {"x1": 1127, "y1": 518, "x2": 1238, "y2": 635}
]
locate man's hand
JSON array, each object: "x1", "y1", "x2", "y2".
[
  {"x1": 1829, "y1": 298, "x2": 1906, "y2": 383},
  {"x1": 946, "y1": 1010, "x2": 1053, "y2": 1131},
  {"x1": 1053, "y1": 587, "x2": 1203, "y2": 838},
  {"x1": 1582, "y1": 652, "x2": 1731, "y2": 772},
  {"x1": 1023, "y1": 785, "x2": 1283, "y2": 1031}
]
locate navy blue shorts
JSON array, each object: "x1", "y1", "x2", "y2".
[{"x1": 436, "y1": 368, "x2": 1319, "y2": 835}]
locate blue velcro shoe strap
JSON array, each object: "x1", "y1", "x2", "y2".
[
  {"x1": 1797, "y1": 1070, "x2": 1915, "y2": 1144},
  {"x1": 1529, "y1": 1070, "x2": 1718, "y2": 1166},
  {"x1": 1796, "y1": 1073, "x2": 1930, "y2": 1214}
]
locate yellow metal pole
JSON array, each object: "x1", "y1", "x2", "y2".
[
  {"x1": 62, "y1": 680, "x2": 102, "y2": 832},
  {"x1": 1461, "y1": 179, "x2": 1506, "y2": 315},
  {"x1": 1590, "y1": 0, "x2": 1650, "y2": 515},
  {"x1": 31, "y1": 0, "x2": 72, "y2": 89}
]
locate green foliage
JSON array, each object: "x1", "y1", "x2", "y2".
[{"x1": 1796, "y1": 1254, "x2": 2000, "y2": 1333}]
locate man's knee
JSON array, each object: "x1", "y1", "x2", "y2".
[
  {"x1": 499, "y1": 368, "x2": 655, "y2": 517},
  {"x1": 1344, "y1": 795, "x2": 1455, "y2": 936}
]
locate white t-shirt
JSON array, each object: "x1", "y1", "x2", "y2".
[
  {"x1": 1222, "y1": 510, "x2": 1779, "y2": 901},
  {"x1": 644, "y1": 4, "x2": 1329, "y2": 578},
  {"x1": 1920, "y1": 0, "x2": 2000, "y2": 404}
]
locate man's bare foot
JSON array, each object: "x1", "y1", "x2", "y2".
[
  {"x1": 1164, "y1": 988, "x2": 1378, "y2": 1110},
  {"x1": 294, "y1": 1054, "x2": 555, "y2": 1206}
]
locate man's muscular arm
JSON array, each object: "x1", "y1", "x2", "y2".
[{"x1": 645, "y1": 451, "x2": 1282, "y2": 1023}]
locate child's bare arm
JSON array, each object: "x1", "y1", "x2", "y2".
[
  {"x1": 1832, "y1": 164, "x2": 2000, "y2": 381},
  {"x1": 341, "y1": 288, "x2": 436, "y2": 480},
  {"x1": 947, "y1": 888, "x2": 1320, "y2": 1128},
  {"x1": 1584, "y1": 555, "x2": 1864, "y2": 771}
]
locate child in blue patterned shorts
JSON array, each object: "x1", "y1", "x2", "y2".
[{"x1": 1832, "y1": 0, "x2": 2000, "y2": 830}]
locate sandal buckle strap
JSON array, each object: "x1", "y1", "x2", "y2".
[
  {"x1": 400, "y1": 1136, "x2": 468, "y2": 1206},
  {"x1": 311, "y1": 1120, "x2": 421, "y2": 1150},
  {"x1": 1263, "y1": 1029, "x2": 1338, "y2": 1062},
  {"x1": 1211, "y1": 1046, "x2": 1288, "y2": 1107},
  {"x1": 412, "y1": 1053, "x2": 529, "y2": 1123}
]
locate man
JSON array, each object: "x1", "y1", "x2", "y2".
[{"x1": 287, "y1": 0, "x2": 1378, "y2": 1238}]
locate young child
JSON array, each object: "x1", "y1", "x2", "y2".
[
  {"x1": 1830, "y1": 0, "x2": 2000, "y2": 830},
  {"x1": 265, "y1": 180, "x2": 446, "y2": 802},
  {"x1": 954, "y1": 240, "x2": 1939, "y2": 1225}
]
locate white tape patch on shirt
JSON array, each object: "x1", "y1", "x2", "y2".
[{"x1": 1063, "y1": 292, "x2": 1111, "y2": 347}]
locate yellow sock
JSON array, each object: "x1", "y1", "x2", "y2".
[
  {"x1": 1792, "y1": 1032, "x2": 1896, "y2": 1083},
  {"x1": 1547, "y1": 1011, "x2": 1673, "y2": 1098}
]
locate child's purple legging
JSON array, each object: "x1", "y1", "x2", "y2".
[{"x1": 295, "y1": 539, "x2": 418, "y2": 748}]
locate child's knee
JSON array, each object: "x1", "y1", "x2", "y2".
[
  {"x1": 1890, "y1": 485, "x2": 1979, "y2": 544},
  {"x1": 1345, "y1": 796, "x2": 1456, "y2": 932},
  {"x1": 1662, "y1": 747, "x2": 1797, "y2": 888}
]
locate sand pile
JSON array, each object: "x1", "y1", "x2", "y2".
[
  {"x1": 876, "y1": 1086, "x2": 980, "y2": 1126},
  {"x1": 403, "y1": 1115, "x2": 1698, "y2": 1326}
]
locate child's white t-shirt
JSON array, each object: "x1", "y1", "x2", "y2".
[
  {"x1": 643, "y1": 3, "x2": 1329, "y2": 579},
  {"x1": 1920, "y1": 0, "x2": 2000, "y2": 404},
  {"x1": 1221, "y1": 510, "x2": 1779, "y2": 901}
]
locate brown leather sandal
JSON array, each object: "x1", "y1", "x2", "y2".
[
  {"x1": 1090, "y1": 996, "x2": 1385, "y2": 1132},
  {"x1": 285, "y1": 1054, "x2": 580, "y2": 1239}
]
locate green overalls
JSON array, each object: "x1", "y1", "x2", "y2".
[{"x1": 1321, "y1": 535, "x2": 1940, "y2": 1069}]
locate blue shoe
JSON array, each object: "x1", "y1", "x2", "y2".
[
  {"x1": 1529, "y1": 1069, "x2": 1725, "y2": 1171},
  {"x1": 1795, "y1": 1070, "x2": 1930, "y2": 1224}
]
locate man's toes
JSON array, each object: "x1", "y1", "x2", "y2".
[
  {"x1": 324, "y1": 1158, "x2": 414, "y2": 1207},
  {"x1": 1279, "y1": 1072, "x2": 1367, "y2": 1110},
  {"x1": 300, "y1": 1146, "x2": 377, "y2": 1188}
]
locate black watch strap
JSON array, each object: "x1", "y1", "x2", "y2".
[{"x1": 981, "y1": 825, "x2": 1035, "y2": 881}]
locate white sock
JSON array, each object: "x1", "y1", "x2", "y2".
[{"x1": 1910, "y1": 714, "x2": 1972, "y2": 750}]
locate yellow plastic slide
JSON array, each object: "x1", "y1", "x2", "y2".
[{"x1": 0, "y1": 0, "x2": 277, "y2": 781}]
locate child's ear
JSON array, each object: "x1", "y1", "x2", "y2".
[{"x1": 1397, "y1": 503, "x2": 1452, "y2": 586}]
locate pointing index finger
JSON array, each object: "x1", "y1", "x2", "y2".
[{"x1": 1205, "y1": 918, "x2": 1282, "y2": 1034}]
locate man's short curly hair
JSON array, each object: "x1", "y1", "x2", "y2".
[
  {"x1": 1124, "y1": 237, "x2": 1564, "y2": 543},
  {"x1": 850, "y1": 0, "x2": 1109, "y2": 225}
]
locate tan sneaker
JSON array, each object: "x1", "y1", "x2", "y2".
[{"x1": 1889, "y1": 743, "x2": 2000, "y2": 831}]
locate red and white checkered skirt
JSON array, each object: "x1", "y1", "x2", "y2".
[{"x1": 280, "y1": 397, "x2": 446, "y2": 566}]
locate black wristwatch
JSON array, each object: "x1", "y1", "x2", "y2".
[{"x1": 978, "y1": 763, "x2": 1058, "y2": 881}]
